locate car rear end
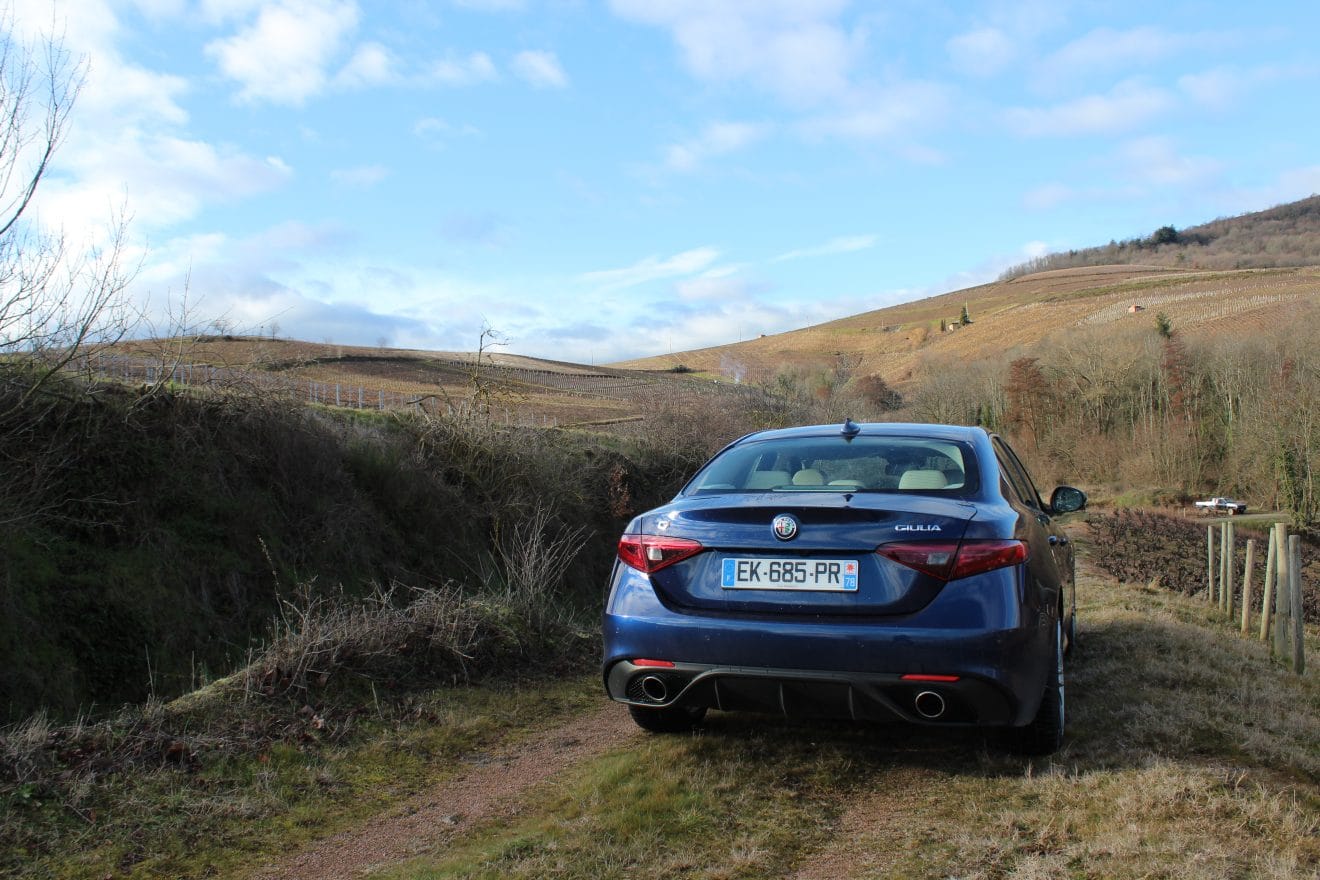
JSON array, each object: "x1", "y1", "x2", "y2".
[{"x1": 602, "y1": 424, "x2": 1056, "y2": 732}]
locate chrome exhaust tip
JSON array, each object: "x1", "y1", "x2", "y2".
[
  {"x1": 914, "y1": 690, "x2": 946, "y2": 720},
  {"x1": 640, "y1": 675, "x2": 669, "y2": 703}
]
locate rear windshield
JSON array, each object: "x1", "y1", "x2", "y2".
[{"x1": 683, "y1": 436, "x2": 979, "y2": 496}]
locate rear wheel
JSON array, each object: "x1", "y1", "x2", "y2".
[
  {"x1": 1064, "y1": 603, "x2": 1077, "y2": 658},
  {"x1": 1001, "y1": 618, "x2": 1065, "y2": 755},
  {"x1": 628, "y1": 703, "x2": 707, "y2": 733}
]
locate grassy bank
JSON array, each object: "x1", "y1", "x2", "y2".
[{"x1": 0, "y1": 374, "x2": 692, "y2": 720}]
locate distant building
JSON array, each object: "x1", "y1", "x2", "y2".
[{"x1": 1128, "y1": 304, "x2": 1145, "y2": 313}]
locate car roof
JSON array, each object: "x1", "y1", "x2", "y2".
[{"x1": 729, "y1": 422, "x2": 989, "y2": 446}]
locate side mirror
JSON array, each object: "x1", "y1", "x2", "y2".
[{"x1": 1050, "y1": 485, "x2": 1087, "y2": 514}]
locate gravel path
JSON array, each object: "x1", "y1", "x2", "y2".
[{"x1": 250, "y1": 701, "x2": 639, "y2": 879}]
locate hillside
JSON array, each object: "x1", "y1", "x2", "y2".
[
  {"x1": 612, "y1": 263, "x2": 1319, "y2": 387},
  {"x1": 1002, "y1": 194, "x2": 1320, "y2": 277},
  {"x1": 99, "y1": 335, "x2": 760, "y2": 433}
]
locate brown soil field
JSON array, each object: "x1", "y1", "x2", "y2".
[
  {"x1": 103, "y1": 335, "x2": 742, "y2": 428},
  {"x1": 1086, "y1": 509, "x2": 1319, "y2": 622}
]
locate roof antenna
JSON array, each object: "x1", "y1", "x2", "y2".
[{"x1": 841, "y1": 417, "x2": 861, "y2": 440}]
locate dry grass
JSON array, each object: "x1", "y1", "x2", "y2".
[
  {"x1": 614, "y1": 265, "x2": 1320, "y2": 393},
  {"x1": 246, "y1": 506, "x2": 592, "y2": 699},
  {"x1": 3, "y1": 552, "x2": 1317, "y2": 879},
  {"x1": 376, "y1": 559, "x2": 1319, "y2": 880}
]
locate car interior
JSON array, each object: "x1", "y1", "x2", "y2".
[{"x1": 689, "y1": 438, "x2": 972, "y2": 494}]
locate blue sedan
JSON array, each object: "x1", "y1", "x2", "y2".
[{"x1": 602, "y1": 421, "x2": 1086, "y2": 754}]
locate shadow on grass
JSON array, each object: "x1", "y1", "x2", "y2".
[{"x1": 654, "y1": 612, "x2": 1318, "y2": 784}]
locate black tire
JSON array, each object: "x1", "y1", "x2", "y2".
[
  {"x1": 1000, "y1": 618, "x2": 1065, "y2": 756},
  {"x1": 628, "y1": 703, "x2": 707, "y2": 733}
]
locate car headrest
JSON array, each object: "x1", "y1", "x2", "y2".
[{"x1": 898, "y1": 469, "x2": 949, "y2": 490}]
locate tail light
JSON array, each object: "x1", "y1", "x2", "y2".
[
  {"x1": 618, "y1": 534, "x2": 704, "y2": 574},
  {"x1": 877, "y1": 539, "x2": 1027, "y2": 581}
]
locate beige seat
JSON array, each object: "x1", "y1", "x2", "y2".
[
  {"x1": 828, "y1": 479, "x2": 864, "y2": 489},
  {"x1": 792, "y1": 468, "x2": 826, "y2": 486},
  {"x1": 898, "y1": 469, "x2": 948, "y2": 490},
  {"x1": 745, "y1": 470, "x2": 790, "y2": 490}
]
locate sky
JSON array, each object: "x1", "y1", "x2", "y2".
[{"x1": 11, "y1": 0, "x2": 1320, "y2": 363}]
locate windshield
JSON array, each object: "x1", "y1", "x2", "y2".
[{"x1": 683, "y1": 436, "x2": 979, "y2": 496}]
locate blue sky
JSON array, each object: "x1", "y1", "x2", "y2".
[{"x1": 16, "y1": 0, "x2": 1320, "y2": 363}]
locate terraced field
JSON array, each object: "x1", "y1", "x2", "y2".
[{"x1": 614, "y1": 265, "x2": 1320, "y2": 388}]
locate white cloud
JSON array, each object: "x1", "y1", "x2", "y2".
[
  {"x1": 413, "y1": 117, "x2": 483, "y2": 147},
  {"x1": 609, "y1": 0, "x2": 858, "y2": 106},
  {"x1": 675, "y1": 275, "x2": 759, "y2": 302},
  {"x1": 336, "y1": 42, "x2": 396, "y2": 88},
  {"x1": 198, "y1": 0, "x2": 267, "y2": 23},
  {"x1": 1021, "y1": 139, "x2": 1223, "y2": 211},
  {"x1": 1221, "y1": 165, "x2": 1320, "y2": 215},
  {"x1": 1177, "y1": 68, "x2": 1245, "y2": 111},
  {"x1": 1116, "y1": 137, "x2": 1222, "y2": 188},
  {"x1": 579, "y1": 247, "x2": 721, "y2": 291},
  {"x1": 664, "y1": 121, "x2": 769, "y2": 172},
  {"x1": 772, "y1": 234, "x2": 877, "y2": 263},
  {"x1": 7, "y1": 0, "x2": 297, "y2": 259},
  {"x1": 450, "y1": 0, "x2": 525, "y2": 10},
  {"x1": 428, "y1": 51, "x2": 499, "y2": 86},
  {"x1": 330, "y1": 165, "x2": 389, "y2": 187},
  {"x1": 39, "y1": 133, "x2": 293, "y2": 232},
  {"x1": 511, "y1": 50, "x2": 568, "y2": 89},
  {"x1": 947, "y1": 27, "x2": 1016, "y2": 77},
  {"x1": 1040, "y1": 27, "x2": 1231, "y2": 80},
  {"x1": 799, "y1": 81, "x2": 950, "y2": 142},
  {"x1": 1023, "y1": 183, "x2": 1075, "y2": 210},
  {"x1": 1007, "y1": 80, "x2": 1174, "y2": 137},
  {"x1": 205, "y1": 0, "x2": 360, "y2": 105},
  {"x1": 10, "y1": 0, "x2": 189, "y2": 126},
  {"x1": 1177, "y1": 64, "x2": 1317, "y2": 112}
]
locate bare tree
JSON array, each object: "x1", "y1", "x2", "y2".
[
  {"x1": 0, "y1": 17, "x2": 137, "y2": 526},
  {"x1": 0, "y1": 17, "x2": 135, "y2": 392}
]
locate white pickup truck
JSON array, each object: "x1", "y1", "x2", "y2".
[{"x1": 1195, "y1": 496, "x2": 1248, "y2": 515}]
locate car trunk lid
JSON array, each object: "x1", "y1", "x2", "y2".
[{"x1": 640, "y1": 492, "x2": 977, "y2": 617}]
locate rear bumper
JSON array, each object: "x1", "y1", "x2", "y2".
[
  {"x1": 605, "y1": 660, "x2": 1015, "y2": 725},
  {"x1": 602, "y1": 564, "x2": 1052, "y2": 727}
]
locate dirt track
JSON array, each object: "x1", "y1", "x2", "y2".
[{"x1": 250, "y1": 703, "x2": 640, "y2": 879}]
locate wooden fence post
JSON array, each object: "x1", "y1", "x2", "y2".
[
  {"x1": 1219, "y1": 522, "x2": 1230, "y2": 620},
  {"x1": 1261, "y1": 530, "x2": 1277, "y2": 641},
  {"x1": 1206, "y1": 525, "x2": 1215, "y2": 602},
  {"x1": 1273, "y1": 524, "x2": 1290, "y2": 658},
  {"x1": 1241, "y1": 538, "x2": 1255, "y2": 635},
  {"x1": 1219, "y1": 522, "x2": 1230, "y2": 612},
  {"x1": 1290, "y1": 535, "x2": 1306, "y2": 676}
]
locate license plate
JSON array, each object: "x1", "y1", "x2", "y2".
[{"x1": 721, "y1": 558, "x2": 858, "y2": 591}]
